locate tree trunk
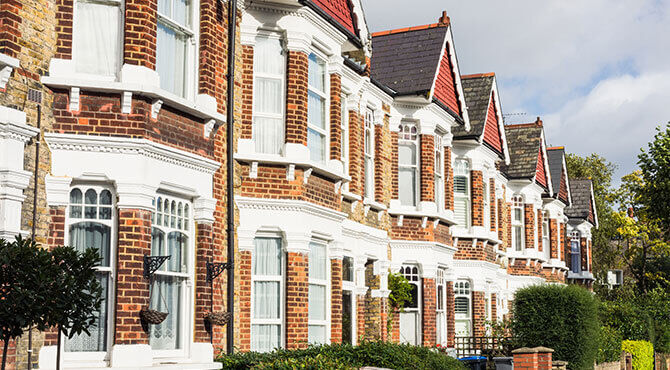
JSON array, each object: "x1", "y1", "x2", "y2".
[
  {"x1": 2, "y1": 336, "x2": 9, "y2": 370},
  {"x1": 56, "y1": 325, "x2": 61, "y2": 370}
]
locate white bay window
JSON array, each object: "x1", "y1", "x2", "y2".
[
  {"x1": 157, "y1": 0, "x2": 194, "y2": 97},
  {"x1": 307, "y1": 53, "x2": 328, "y2": 163},
  {"x1": 73, "y1": 0, "x2": 122, "y2": 76},
  {"x1": 251, "y1": 237, "x2": 284, "y2": 352},
  {"x1": 454, "y1": 159, "x2": 470, "y2": 227},
  {"x1": 253, "y1": 37, "x2": 285, "y2": 154},
  {"x1": 398, "y1": 124, "x2": 418, "y2": 207}
]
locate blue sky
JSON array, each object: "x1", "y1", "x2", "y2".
[{"x1": 362, "y1": 0, "x2": 670, "y2": 184}]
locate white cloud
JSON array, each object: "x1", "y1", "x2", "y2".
[{"x1": 362, "y1": 0, "x2": 670, "y2": 182}]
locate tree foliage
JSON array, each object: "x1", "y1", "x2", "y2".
[
  {"x1": 638, "y1": 123, "x2": 670, "y2": 232},
  {"x1": 387, "y1": 273, "x2": 412, "y2": 310}
]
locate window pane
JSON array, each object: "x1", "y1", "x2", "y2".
[
  {"x1": 74, "y1": 1, "x2": 120, "y2": 75},
  {"x1": 167, "y1": 232, "x2": 187, "y2": 272},
  {"x1": 253, "y1": 116, "x2": 284, "y2": 154},
  {"x1": 70, "y1": 188, "x2": 83, "y2": 204},
  {"x1": 308, "y1": 284, "x2": 326, "y2": 320},
  {"x1": 253, "y1": 238, "x2": 282, "y2": 276},
  {"x1": 150, "y1": 275, "x2": 183, "y2": 350},
  {"x1": 399, "y1": 143, "x2": 416, "y2": 165},
  {"x1": 308, "y1": 128, "x2": 326, "y2": 163},
  {"x1": 342, "y1": 291, "x2": 352, "y2": 344},
  {"x1": 308, "y1": 91, "x2": 326, "y2": 130},
  {"x1": 399, "y1": 168, "x2": 416, "y2": 206},
  {"x1": 65, "y1": 272, "x2": 109, "y2": 352},
  {"x1": 308, "y1": 54, "x2": 324, "y2": 91},
  {"x1": 404, "y1": 284, "x2": 418, "y2": 309},
  {"x1": 254, "y1": 38, "x2": 284, "y2": 75},
  {"x1": 253, "y1": 281, "x2": 280, "y2": 319},
  {"x1": 309, "y1": 243, "x2": 326, "y2": 280},
  {"x1": 342, "y1": 256, "x2": 354, "y2": 282},
  {"x1": 454, "y1": 198, "x2": 469, "y2": 227},
  {"x1": 514, "y1": 226, "x2": 523, "y2": 251},
  {"x1": 69, "y1": 222, "x2": 111, "y2": 267},
  {"x1": 308, "y1": 325, "x2": 326, "y2": 344},
  {"x1": 454, "y1": 176, "x2": 468, "y2": 195},
  {"x1": 157, "y1": 22, "x2": 187, "y2": 97},
  {"x1": 172, "y1": 0, "x2": 189, "y2": 26},
  {"x1": 455, "y1": 297, "x2": 469, "y2": 315},
  {"x1": 252, "y1": 325, "x2": 280, "y2": 352},
  {"x1": 152, "y1": 227, "x2": 165, "y2": 256},
  {"x1": 254, "y1": 77, "x2": 282, "y2": 114}
]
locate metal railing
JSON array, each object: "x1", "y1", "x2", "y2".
[{"x1": 454, "y1": 336, "x2": 515, "y2": 358}]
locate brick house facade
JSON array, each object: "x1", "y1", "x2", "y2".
[{"x1": 0, "y1": 1, "x2": 597, "y2": 368}]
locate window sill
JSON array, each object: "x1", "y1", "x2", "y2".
[
  {"x1": 388, "y1": 207, "x2": 456, "y2": 226},
  {"x1": 0, "y1": 53, "x2": 20, "y2": 90},
  {"x1": 364, "y1": 198, "x2": 387, "y2": 211},
  {"x1": 451, "y1": 226, "x2": 501, "y2": 244},
  {"x1": 341, "y1": 190, "x2": 362, "y2": 201},
  {"x1": 544, "y1": 259, "x2": 568, "y2": 270},
  {"x1": 567, "y1": 271, "x2": 594, "y2": 280},
  {"x1": 41, "y1": 73, "x2": 226, "y2": 126},
  {"x1": 506, "y1": 249, "x2": 547, "y2": 262},
  {"x1": 234, "y1": 151, "x2": 351, "y2": 183}
]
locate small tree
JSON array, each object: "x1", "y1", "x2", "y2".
[
  {"x1": 386, "y1": 273, "x2": 412, "y2": 340},
  {"x1": 0, "y1": 237, "x2": 53, "y2": 370}
]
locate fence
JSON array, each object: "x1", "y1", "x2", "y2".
[{"x1": 454, "y1": 336, "x2": 515, "y2": 358}]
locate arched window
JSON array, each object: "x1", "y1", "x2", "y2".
[
  {"x1": 65, "y1": 186, "x2": 115, "y2": 355},
  {"x1": 512, "y1": 195, "x2": 524, "y2": 251},
  {"x1": 398, "y1": 123, "x2": 419, "y2": 206},
  {"x1": 149, "y1": 195, "x2": 192, "y2": 354}
]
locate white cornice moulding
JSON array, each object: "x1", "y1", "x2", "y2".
[
  {"x1": 236, "y1": 197, "x2": 348, "y2": 223},
  {"x1": 193, "y1": 197, "x2": 217, "y2": 224},
  {"x1": 44, "y1": 176, "x2": 72, "y2": 207},
  {"x1": 116, "y1": 183, "x2": 158, "y2": 211}
]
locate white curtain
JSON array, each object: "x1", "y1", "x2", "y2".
[
  {"x1": 513, "y1": 225, "x2": 523, "y2": 251},
  {"x1": 151, "y1": 228, "x2": 165, "y2": 256},
  {"x1": 399, "y1": 143, "x2": 417, "y2": 206},
  {"x1": 252, "y1": 324, "x2": 280, "y2": 352},
  {"x1": 308, "y1": 243, "x2": 327, "y2": 344},
  {"x1": 308, "y1": 284, "x2": 326, "y2": 321},
  {"x1": 308, "y1": 243, "x2": 326, "y2": 280},
  {"x1": 253, "y1": 281, "x2": 280, "y2": 319},
  {"x1": 253, "y1": 238, "x2": 282, "y2": 275},
  {"x1": 157, "y1": 22, "x2": 187, "y2": 96},
  {"x1": 253, "y1": 38, "x2": 285, "y2": 154},
  {"x1": 308, "y1": 325, "x2": 326, "y2": 344},
  {"x1": 399, "y1": 312, "x2": 418, "y2": 345},
  {"x1": 167, "y1": 232, "x2": 187, "y2": 272},
  {"x1": 75, "y1": 1, "x2": 120, "y2": 76},
  {"x1": 69, "y1": 222, "x2": 111, "y2": 267},
  {"x1": 150, "y1": 276, "x2": 182, "y2": 350},
  {"x1": 65, "y1": 273, "x2": 108, "y2": 352},
  {"x1": 307, "y1": 54, "x2": 326, "y2": 163}
]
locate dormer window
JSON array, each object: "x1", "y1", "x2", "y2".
[{"x1": 398, "y1": 123, "x2": 418, "y2": 206}]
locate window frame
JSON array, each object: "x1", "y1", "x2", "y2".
[
  {"x1": 341, "y1": 94, "x2": 349, "y2": 172},
  {"x1": 454, "y1": 280, "x2": 472, "y2": 337},
  {"x1": 483, "y1": 177, "x2": 490, "y2": 230},
  {"x1": 512, "y1": 195, "x2": 525, "y2": 252},
  {"x1": 570, "y1": 231, "x2": 582, "y2": 273},
  {"x1": 399, "y1": 265, "x2": 421, "y2": 345},
  {"x1": 308, "y1": 240, "x2": 330, "y2": 344},
  {"x1": 436, "y1": 269, "x2": 447, "y2": 346},
  {"x1": 250, "y1": 235, "x2": 285, "y2": 352},
  {"x1": 398, "y1": 123, "x2": 419, "y2": 207},
  {"x1": 63, "y1": 184, "x2": 117, "y2": 363},
  {"x1": 156, "y1": 0, "x2": 198, "y2": 99},
  {"x1": 252, "y1": 34, "x2": 286, "y2": 155},
  {"x1": 148, "y1": 194, "x2": 195, "y2": 359},
  {"x1": 341, "y1": 255, "x2": 356, "y2": 345},
  {"x1": 542, "y1": 211, "x2": 550, "y2": 260},
  {"x1": 307, "y1": 52, "x2": 330, "y2": 164},
  {"x1": 364, "y1": 107, "x2": 375, "y2": 200},
  {"x1": 454, "y1": 159, "x2": 471, "y2": 228},
  {"x1": 434, "y1": 134, "x2": 444, "y2": 212},
  {"x1": 72, "y1": 0, "x2": 124, "y2": 79}
]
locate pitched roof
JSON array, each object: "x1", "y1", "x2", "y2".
[
  {"x1": 371, "y1": 25, "x2": 447, "y2": 96},
  {"x1": 566, "y1": 179, "x2": 598, "y2": 226},
  {"x1": 453, "y1": 74, "x2": 495, "y2": 138},
  {"x1": 546, "y1": 148, "x2": 564, "y2": 195},
  {"x1": 501, "y1": 122, "x2": 543, "y2": 179},
  {"x1": 301, "y1": 0, "x2": 361, "y2": 44}
]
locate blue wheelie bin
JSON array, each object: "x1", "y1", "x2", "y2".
[{"x1": 459, "y1": 356, "x2": 487, "y2": 370}]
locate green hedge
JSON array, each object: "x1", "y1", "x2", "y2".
[
  {"x1": 511, "y1": 284, "x2": 599, "y2": 370},
  {"x1": 597, "y1": 326, "x2": 623, "y2": 364},
  {"x1": 622, "y1": 340, "x2": 654, "y2": 370},
  {"x1": 216, "y1": 342, "x2": 465, "y2": 370}
]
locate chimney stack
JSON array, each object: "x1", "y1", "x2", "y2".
[{"x1": 438, "y1": 11, "x2": 450, "y2": 26}]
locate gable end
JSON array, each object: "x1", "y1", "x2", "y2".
[
  {"x1": 433, "y1": 41, "x2": 462, "y2": 116},
  {"x1": 483, "y1": 91, "x2": 504, "y2": 156},
  {"x1": 535, "y1": 149, "x2": 548, "y2": 189}
]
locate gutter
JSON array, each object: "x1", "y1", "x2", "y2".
[
  {"x1": 225, "y1": 0, "x2": 236, "y2": 355},
  {"x1": 298, "y1": 0, "x2": 363, "y2": 48}
]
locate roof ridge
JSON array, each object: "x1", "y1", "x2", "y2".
[
  {"x1": 506, "y1": 117, "x2": 543, "y2": 129},
  {"x1": 547, "y1": 146, "x2": 565, "y2": 150},
  {"x1": 461, "y1": 72, "x2": 495, "y2": 79},
  {"x1": 371, "y1": 10, "x2": 451, "y2": 37}
]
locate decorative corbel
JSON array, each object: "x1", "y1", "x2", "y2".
[
  {"x1": 303, "y1": 168, "x2": 313, "y2": 184},
  {"x1": 151, "y1": 99, "x2": 163, "y2": 119},
  {"x1": 0, "y1": 66, "x2": 13, "y2": 90},
  {"x1": 204, "y1": 119, "x2": 215, "y2": 138},
  {"x1": 421, "y1": 216, "x2": 428, "y2": 229},
  {"x1": 397, "y1": 215, "x2": 404, "y2": 226},
  {"x1": 249, "y1": 162, "x2": 258, "y2": 179},
  {"x1": 69, "y1": 87, "x2": 80, "y2": 112},
  {"x1": 286, "y1": 164, "x2": 295, "y2": 181},
  {"x1": 121, "y1": 91, "x2": 132, "y2": 114},
  {"x1": 334, "y1": 180, "x2": 342, "y2": 193}
]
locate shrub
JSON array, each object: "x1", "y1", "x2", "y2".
[
  {"x1": 622, "y1": 340, "x2": 654, "y2": 370},
  {"x1": 216, "y1": 342, "x2": 464, "y2": 370},
  {"x1": 597, "y1": 326, "x2": 623, "y2": 364},
  {"x1": 511, "y1": 284, "x2": 599, "y2": 370}
]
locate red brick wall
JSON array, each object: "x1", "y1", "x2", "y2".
[
  {"x1": 446, "y1": 281, "x2": 455, "y2": 347},
  {"x1": 285, "y1": 51, "x2": 308, "y2": 145},
  {"x1": 587, "y1": 240, "x2": 592, "y2": 272},
  {"x1": 422, "y1": 278, "x2": 436, "y2": 347},
  {"x1": 330, "y1": 73, "x2": 342, "y2": 161},
  {"x1": 549, "y1": 219, "x2": 558, "y2": 259},
  {"x1": 237, "y1": 251, "x2": 252, "y2": 351},
  {"x1": 391, "y1": 131, "x2": 399, "y2": 199},
  {"x1": 54, "y1": 0, "x2": 72, "y2": 59},
  {"x1": 489, "y1": 178, "x2": 497, "y2": 231},
  {"x1": 472, "y1": 291, "x2": 486, "y2": 337},
  {"x1": 560, "y1": 223, "x2": 567, "y2": 264},
  {"x1": 240, "y1": 44, "x2": 254, "y2": 140},
  {"x1": 348, "y1": 111, "x2": 364, "y2": 195},
  {"x1": 471, "y1": 171, "x2": 484, "y2": 227},
  {"x1": 524, "y1": 204, "x2": 535, "y2": 250},
  {"x1": 374, "y1": 118, "x2": 384, "y2": 203},
  {"x1": 47, "y1": 207, "x2": 65, "y2": 250},
  {"x1": 330, "y1": 258, "x2": 343, "y2": 343},
  {"x1": 580, "y1": 237, "x2": 587, "y2": 272},
  {"x1": 454, "y1": 239, "x2": 496, "y2": 263},
  {"x1": 508, "y1": 258, "x2": 544, "y2": 278},
  {"x1": 114, "y1": 208, "x2": 151, "y2": 345},
  {"x1": 0, "y1": 0, "x2": 22, "y2": 57},
  {"x1": 420, "y1": 134, "x2": 434, "y2": 202},
  {"x1": 357, "y1": 297, "x2": 365, "y2": 343},
  {"x1": 513, "y1": 350, "x2": 554, "y2": 370},
  {"x1": 123, "y1": 0, "x2": 157, "y2": 68},
  {"x1": 390, "y1": 216, "x2": 452, "y2": 245},
  {"x1": 198, "y1": 0, "x2": 228, "y2": 114},
  {"x1": 194, "y1": 222, "x2": 213, "y2": 344},
  {"x1": 491, "y1": 293, "x2": 497, "y2": 321},
  {"x1": 444, "y1": 147, "x2": 454, "y2": 211},
  {"x1": 286, "y1": 252, "x2": 308, "y2": 349}
]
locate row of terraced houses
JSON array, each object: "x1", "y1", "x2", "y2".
[{"x1": 0, "y1": 0, "x2": 598, "y2": 368}]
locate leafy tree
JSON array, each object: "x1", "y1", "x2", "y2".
[
  {"x1": 637, "y1": 123, "x2": 670, "y2": 233},
  {"x1": 565, "y1": 153, "x2": 619, "y2": 283},
  {"x1": 0, "y1": 237, "x2": 53, "y2": 370}
]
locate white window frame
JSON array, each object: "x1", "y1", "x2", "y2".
[
  {"x1": 307, "y1": 52, "x2": 330, "y2": 164},
  {"x1": 252, "y1": 34, "x2": 286, "y2": 155},
  {"x1": 364, "y1": 107, "x2": 375, "y2": 200},
  {"x1": 63, "y1": 184, "x2": 116, "y2": 363},
  {"x1": 250, "y1": 234, "x2": 285, "y2": 352},
  {"x1": 542, "y1": 211, "x2": 550, "y2": 260},
  {"x1": 149, "y1": 194, "x2": 194, "y2": 359},
  {"x1": 434, "y1": 135, "x2": 444, "y2": 212},
  {"x1": 308, "y1": 240, "x2": 330, "y2": 344},
  {"x1": 398, "y1": 123, "x2": 419, "y2": 207},
  {"x1": 454, "y1": 159, "x2": 471, "y2": 228},
  {"x1": 512, "y1": 195, "x2": 525, "y2": 252},
  {"x1": 156, "y1": 0, "x2": 198, "y2": 99},
  {"x1": 72, "y1": 0, "x2": 124, "y2": 79},
  {"x1": 341, "y1": 255, "x2": 356, "y2": 345},
  {"x1": 570, "y1": 231, "x2": 581, "y2": 273},
  {"x1": 483, "y1": 178, "x2": 490, "y2": 230},
  {"x1": 436, "y1": 269, "x2": 447, "y2": 346},
  {"x1": 454, "y1": 280, "x2": 471, "y2": 337},
  {"x1": 399, "y1": 265, "x2": 421, "y2": 345}
]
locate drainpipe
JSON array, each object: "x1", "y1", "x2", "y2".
[{"x1": 225, "y1": 0, "x2": 237, "y2": 356}]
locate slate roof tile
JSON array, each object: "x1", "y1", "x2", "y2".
[
  {"x1": 501, "y1": 123, "x2": 543, "y2": 179},
  {"x1": 565, "y1": 179, "x2": 593, "y2": 220},
  {"x1": 453, "y1": 74, "x2": 494, "y2": 138},
  {"x1": 546, "y1": 147, "x2": 565, "y2": 196}
]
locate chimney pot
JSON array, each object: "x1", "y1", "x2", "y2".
[{"x1": 439, "y1": 11, "x2": 450, "y2": 25}]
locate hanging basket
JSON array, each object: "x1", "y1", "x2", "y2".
[
  {"x1": 204, "y1": 311, "x2": 232, "y2": 326},
  {"x1": 140, "y1": 308, "x2": 169, "y2": 325}
]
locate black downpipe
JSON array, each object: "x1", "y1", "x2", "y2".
[
  {"x1": 225, "y1": 0, "x2": 237, "y2": 356},
  {"x1": 28, "y1": 103, "x2": 41, "y2": 370}
]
